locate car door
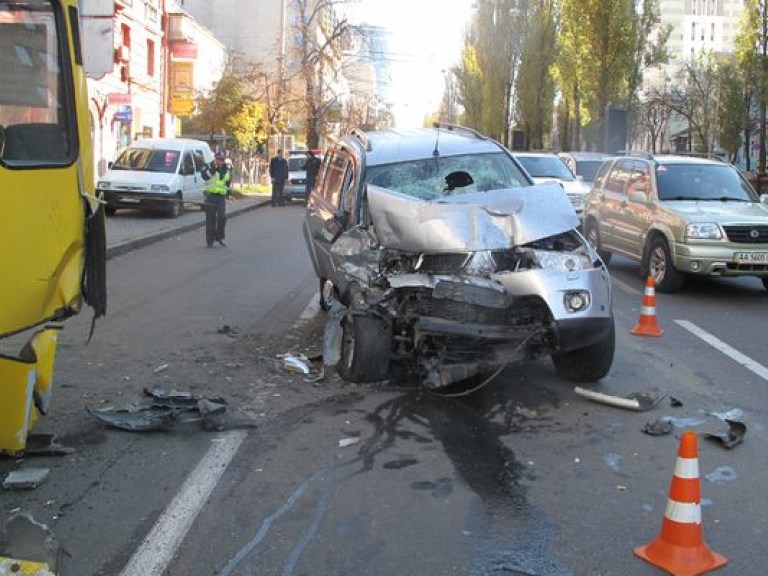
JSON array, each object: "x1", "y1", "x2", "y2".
[
  {"x1": 304, "y1": 148, "x2": 357, "y2": 284},
  {"x1": 613, "y1": 160, "x2": 653, "y2": 258},
  {"x1": 595, "y1": 159, "x2": 631, "y2": 253},
  {"x1": 179, "y1": 151, "x2": 202, "y2": 204}
]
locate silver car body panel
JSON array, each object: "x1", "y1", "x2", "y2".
[{"x1": 366, "y1": 182, "x2": 579, "y2": 251}]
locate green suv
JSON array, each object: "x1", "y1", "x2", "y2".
[{"x1": 583, "y1": 154, "x2": 768, "y2": 292}]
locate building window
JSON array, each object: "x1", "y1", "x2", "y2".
[{"x1": 147, "y1": 39, "x2": 155, "y2": 77}]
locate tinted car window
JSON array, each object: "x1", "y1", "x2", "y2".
[
  {"x1": 112, "y1": 148, "x2": 180, "y2": 173},
  {"x1": 516, "y1": 155, "x2": 576, "y2": 181},
  {"x1": 574, "y1": 160, "x2": 605, "y2": 183},
  {"x1": 656, "y1": 164, "x2": 758, "y2": 201}
]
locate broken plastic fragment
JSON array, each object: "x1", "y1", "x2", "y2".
[
  {"x1": 704, "y1": 419, "x2": 746, "y2": 449},
  {"x1": 338, "y1": 437, "x2": 360, "y2": 448},
  {"x1": 283, "y1": 354, "x2": 310, "y2": 375},
  {"x1": 574, "y1": 387, "x2": 666, "y2": 412},
  {"x1": 642, "y1": 419, "x2": 674, "y2": 436},
  {"x1": 669, "y1": 396, "x2": 683, "y2": 407},
  {"x1": 86, "y1": 406, "x2": 175, "y2": 431},
  {"x1": 197, "y1": 399, "x2": 257, "y2": 431}
]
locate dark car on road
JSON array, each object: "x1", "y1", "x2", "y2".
[{"x1": 303, "y1": 125, "x2": 615, "y2": 389}]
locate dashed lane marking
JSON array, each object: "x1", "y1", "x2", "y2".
[
  {"x1": 119, "y1": 431, "x2": 247, "y2": 576},
  {"x1": 675, "y1": 319, "x2": 768, "y2": 382}
]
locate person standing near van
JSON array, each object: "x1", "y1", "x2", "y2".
[
  {"x1": 269, "y1": 148, "x2": 289, "y2": 207},
  {"x1": 305, "y1": 149, "x2": 321, "y2": 204},
  {"x1": 202, "y1": 150, "x2": 231, "y2": 247}
]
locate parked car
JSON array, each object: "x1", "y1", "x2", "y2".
[
  {"x1": 583, "y1": 154, "x2": 768, "y2": 292},
  {"x1": 97, "y1": 138, "x2": 213, "y2": 218},
  {"x1": 558, "y1": 151, "x2": 614, "y2": 187},
  {"x1": 285, "y1": 151, "x2": 308, "y2": 203},
  {"x1": 303, "y1": 125, "x2": 615, "y2": 390},
  {"x1": 513, "y1": 151, "x2": 591, "y2": 219}
]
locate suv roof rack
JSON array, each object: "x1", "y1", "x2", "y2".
[
  {"x1": 349, "y1": 128, "x2": 371, "y2": 152},
  {"x1": 433, "y1": 123, "x2": 488, "y2": 141}
]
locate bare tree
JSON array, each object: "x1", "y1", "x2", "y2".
[
  {"x1": 636, "y1": 89, "x2": 671, "y2": 153},
  {"x1": 667, "y1": 54, "x2": 719, "y2": 154}
]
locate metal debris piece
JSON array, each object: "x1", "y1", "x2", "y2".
[
  {"x1": 86, "y1": 406, "x2": 175, "y2": 432},
  {"x1": 3, "y1": 469, "x2": 50, "y2": 490},
  {"x1": 303, "y1": 367, "x2": 325, "y2": 384},
  {"x1": 143, "y1": 387, "x2": 200, "y2": 409},
  {"x1": 574, "y1": 387, "x2": 666, "y2": 412},
  {"x1": 197, "y1": 399, "x2": 257, "y2": 431},
  {"x1": 642, "y1": 419, "x2": 674, "y2": 436},
  {"x1": 338, "y1": 437, "x2": 360, "y2": 448},
  {"x1": 283, "y1": 354, "x2": 310, "y2": 375},
  {"x1": 704, "y1": 419, "x2": 746, "y2": 449},
  {"x1": 0, "y1": 513, "x2": 58, "y2": 573}
]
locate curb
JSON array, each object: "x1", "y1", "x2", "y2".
[{"x1": 106, "y1": 198, "x2": 270, "y2": 259}]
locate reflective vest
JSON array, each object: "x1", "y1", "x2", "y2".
[{"x1": 205, "y1": 169, "x2": 230, "y2": 195}]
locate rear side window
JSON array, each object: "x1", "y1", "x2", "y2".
[
  {"x1": 321, "y1": 151, "x2": 353, "y2": 208},
  {"x1": 192, "y1": 151, "x2": 206, "y2": 171}
]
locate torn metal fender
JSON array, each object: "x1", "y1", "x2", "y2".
[{"x1": 366, "y1": 183, "x2": 578, "y2": 252}]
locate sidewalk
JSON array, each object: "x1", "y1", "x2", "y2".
[{"x1": 106, "y1": 194, "x2": 271, "y2": 258}]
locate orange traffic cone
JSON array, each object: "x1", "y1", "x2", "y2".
[
  {"x1": 631, "y1": 276, "x2": 663, "y2": 336},
  {"x1": 634, "y1": 431, "x2": 727, "y2": 576}
]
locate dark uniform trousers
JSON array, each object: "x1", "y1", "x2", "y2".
[{"x1": 205, "y1": 192, "x2": 227, "y2": 246}]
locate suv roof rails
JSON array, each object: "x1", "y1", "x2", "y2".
[
  {"x1": 433, "y1": 123, "x2": 488, "y2": 141},
  {"x1": 349, "y1": 128, "x2": 371, "y2": 152}
]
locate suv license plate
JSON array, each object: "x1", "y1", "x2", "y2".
[{"x1": 734, "y1": 252, "x2": 768, "y2": 263}]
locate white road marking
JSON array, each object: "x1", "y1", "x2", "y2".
[
  {"x1": 119, "y1": 431, "x2": 247, "y2": 576},
  {"x1": 675, "y1": 319, "x2": 768, "y2": 382}
]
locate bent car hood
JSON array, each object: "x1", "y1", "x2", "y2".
[
  {"x1": 669, "y1": 201, "x2": 768, "y2": 223},
  {"x1": 367, "y1": 183, "x2": 579, "y2": 252}
]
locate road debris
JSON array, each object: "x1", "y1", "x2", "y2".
[
  {"x1": 2, "y1": 469, "x2": 50, "y2": 491},
  {"x1": 86, "y1": 387, "x2": 257, "y2": 432},
  {"x1": 338, "y1": 437, "x2": 360, "y2": 448},
  {"x1": 642, "y1": 418, "x2": 675, "y2": 436},
  {"x1": 0, "y1": 513, "x2": 58, "y2": 575},
  {"x1": 703, "y1": 419, "x2": 746, "y2": 449},
  {"x1": 153, "y1": 363, "x2": 169, "y2": 374},
  {"x1": 217, "y1": 324, "x2": 240, "y2": 338},
  {"x1": 574, "y1": 387, "x2": 666, "y2": 412},
  {"x1": 22, "y1": 434, "x2": 74, "y2": 456},
  {"x1": 669, "y1": 396, "x2": 683, "y2": 407},
  {"x1": 282, "y1": 354, "x2": 310, "y2": 375}
]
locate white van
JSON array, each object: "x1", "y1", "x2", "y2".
[{"x1": 97, "y1": 138, "x2": 214, "y2": 218}]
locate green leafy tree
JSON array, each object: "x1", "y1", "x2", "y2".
[
  {"x1": 558, "y1": 0, "x2": 635, "y2": 151},
  {"x1": 716, "y1": 61, "x2": 745, "y2": 163},
  {"x1": 515, "y1": 0, "x2": 557, "y2": 149},
  {"x1": 453, "y1": 44, "x2": 484, "y2": 128},
  {"x1": 735, "y1": 0, "x2": 768, "y2": 171}
]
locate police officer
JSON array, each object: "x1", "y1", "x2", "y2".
[{"x1": 202, "y1": 150, "x2": 231, "y2": 247}]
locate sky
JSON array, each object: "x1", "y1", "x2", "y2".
[{"x1": 348, "y1": 0, "x2": 475, "y2": 128}]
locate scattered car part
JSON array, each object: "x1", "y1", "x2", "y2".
[
  {"x1": 642, "y1": 419, "x2": 675, "y2": 436},
  {"x1": 574, "y1": 387, "x2": 666, "y2": 411},
  {"x1": 704, "y1": 419, "x2": 746, "y2": 449}
]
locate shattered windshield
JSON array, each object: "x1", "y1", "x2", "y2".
[
  {"x1": 364, "y1": 152, "x2": 530, "y2": 200},
  {"x1": 112, "y1": 148, "x2": 181, "y2": 173}
]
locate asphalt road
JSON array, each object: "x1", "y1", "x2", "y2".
[{"x1": 1, "y1": 205, "x2": 767, "y2": 575}]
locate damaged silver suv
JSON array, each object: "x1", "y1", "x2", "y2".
[{"x1": 303, "y1": 125, "x2": 615, "y2": 389}]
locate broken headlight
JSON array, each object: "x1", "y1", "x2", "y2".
[{"x1": 531, "y1": 250, "x2": 592, "y2": 271}]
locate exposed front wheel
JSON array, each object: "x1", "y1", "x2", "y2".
[
  {"x1": 646, "y1": 236, "x2": 684, "y2": 293},
  {"x1": 585, "y1": 220, "x2": 612, "y2": 264},
  {"x1": 552, "y1": 318, "x2": 615, "y2": 383},
  {"x1": 338, "y1": 314, "x2": 392, "y2": 383}
]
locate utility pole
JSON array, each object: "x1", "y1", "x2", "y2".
[{"x1": 277, "y1": 0, "x2": 287, "y2": 152}]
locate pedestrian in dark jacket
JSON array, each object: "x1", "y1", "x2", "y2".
[
  {"x1": 269, "y1": 149, "x2": 289, "y2": 207},
  {"x1": 202, "y1": 150, "x2": 231, "y2": 247},
  {"x1": 305, "y1": 149, "x2": 321, "y2": 203}
]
